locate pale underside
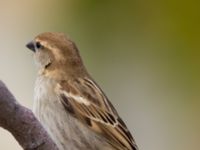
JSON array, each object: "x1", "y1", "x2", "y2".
[
  {"x1": 34, "y1": 76, "x2": 137, "y2": 150},
  {"x1": 34, "y1": 77, "x2": 114, "y2": 150}
]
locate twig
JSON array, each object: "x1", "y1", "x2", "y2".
[{"x1": 0, "y1": 81, "x2": 58, "y2": 150}]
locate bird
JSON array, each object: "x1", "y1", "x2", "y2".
[{"x1": 26, "y1": 32, "x2": 138, "y2": 150}]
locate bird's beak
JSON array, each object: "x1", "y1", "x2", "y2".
[{"x1": 26, "y1": 41, "x2": 35, "y2": 52}]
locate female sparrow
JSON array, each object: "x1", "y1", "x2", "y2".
[{"x1": 26, "y1": 32, "x2": 138, "y2": 150}]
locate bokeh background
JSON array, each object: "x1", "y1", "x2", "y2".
[{"x1": 0, "y1": 0, "x2": 200, "y2": 150}]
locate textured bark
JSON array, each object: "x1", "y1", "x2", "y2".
[{"x1": 0, "y1": 81, "x2": 58, "y2": 150}]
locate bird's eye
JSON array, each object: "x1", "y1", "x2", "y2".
[{"x1": 36, "y1": 42, "x2": 42, "y2": 49}]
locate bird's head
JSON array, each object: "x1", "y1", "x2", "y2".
[{"x1": 26, "y1": 32, "x2": 86, "y2": 78}]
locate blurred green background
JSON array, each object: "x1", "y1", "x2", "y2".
[{"x1": 0, "y1": 0, "x2": 200, "y2": 150}]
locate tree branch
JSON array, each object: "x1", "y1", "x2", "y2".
[{"x1": 0, "y1": 80, "x2": 58, "y2": 150}]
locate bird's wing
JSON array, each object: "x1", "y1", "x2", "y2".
[{"x1": 56, "y1": 78, "x2": 138, "y2": 150}]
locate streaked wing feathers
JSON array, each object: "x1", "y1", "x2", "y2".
[{"x1": 57, "y1": 78, "x2": 138, "y2": 150}]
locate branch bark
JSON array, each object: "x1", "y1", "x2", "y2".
[{"x1": 0, "y1": 80, "x2": 58, "y2": 150}]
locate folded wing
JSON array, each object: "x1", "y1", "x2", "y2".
[{"x1": 57, "y1": 78, "x2": 138, "y2": 150}]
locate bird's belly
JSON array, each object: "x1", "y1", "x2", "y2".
[{"x1": 34, "y1": 79, "x2": 113, "y2": 150}]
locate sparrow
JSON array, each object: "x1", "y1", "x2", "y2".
[{"x1": 26, "y1": 32, "x2": 138, "y2": 150}]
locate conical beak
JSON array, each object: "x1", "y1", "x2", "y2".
[{"x1": 26, "y1": 41, "x2": 35, "y2": 52}]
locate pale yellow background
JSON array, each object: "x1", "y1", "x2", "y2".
[{"x1": 0, "y1": 0, "x2": 200, "y2": 150}]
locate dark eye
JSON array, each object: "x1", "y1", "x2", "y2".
[{"x1": 36, "y1": 42, "x2": 42, "y2": 49}]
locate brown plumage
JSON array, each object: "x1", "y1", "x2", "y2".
[{"x1": 27, "y1": 32, "x2": 138, "y2": 150}]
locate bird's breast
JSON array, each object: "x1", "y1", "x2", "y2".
[
  {"x1": 33, "y1": 76, "x2": 74, "y2": 149},
  {"x1": 33, "y1": 76, "x2": 114, "y2": 150}
]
